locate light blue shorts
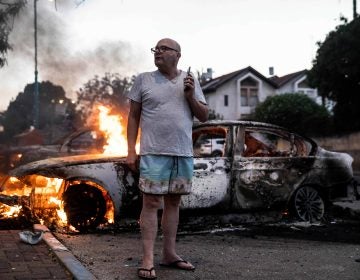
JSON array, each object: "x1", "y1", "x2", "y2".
[{"x1": 139, "y1": 155, "x2": 193, "y2": 195}]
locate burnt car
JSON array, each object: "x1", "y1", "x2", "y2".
[
  {"x1": 0, "y1": 128, "x2": 105, "y2": 175},
  {"x1": 0, "y1": 121, "x2": 358, "y2": 231}
]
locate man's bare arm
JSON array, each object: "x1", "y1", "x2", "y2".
[
  {"x1": 126, "y1": 100, "x2": 141, "y2": 171},
  {"x1": 186, "y1": 97, "x2": 209, "y2": 122}
]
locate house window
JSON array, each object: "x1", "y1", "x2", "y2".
[
  {"x1": 224, "y1": 95, "x2": 228, "y2": 106},
  {"x1": 240, "y1": 77, "x2": 259, "y2": 106}
]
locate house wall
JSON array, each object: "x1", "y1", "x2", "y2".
[
  {"x1": 276, "y1": 76, "x2": 318, "y2": 102},
  {"x1": 276, "y1": 83, "x2": 294, "y2": 94},
  {"x1": 258, "y1": 81, "x2": 274, "y2": 102},
  {"x1": 205, "y1": 73, "x2": 275, "y2": 120},
  {"x1": 206, "y1": 81, "x2": 237, "y2": 120}
]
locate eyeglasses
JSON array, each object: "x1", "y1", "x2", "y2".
[{"x1": 151, "y1": 46, "x2": 180, "y2": 54}]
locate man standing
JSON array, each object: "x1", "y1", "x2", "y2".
[{"x1": 126, "y1": 38, "x2": 208, "y2": 279}]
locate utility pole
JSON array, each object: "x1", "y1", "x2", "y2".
[
  {"x1": 33, "y1": 0, "x2": 39, "y2": 129},
  {"x1": 354, "y1": 0, "x2": 358, "y2": 19}
]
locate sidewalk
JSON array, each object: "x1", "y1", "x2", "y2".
[
  {"x1": 0, "y1": 229, "x2": 71, "y2": 279},
  {"x1": 0, "y1": 225, "x2": 96, "y2": 280}
]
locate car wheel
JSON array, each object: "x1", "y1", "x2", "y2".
[
  {"x1": 63, "y1": 184, "x2": 106, "y2": 232},
  {"x1": 291, "y1": 186, "x2": 325, "y2": 222}
]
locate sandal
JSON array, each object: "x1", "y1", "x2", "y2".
[
  {"x1": 137, "y1": 267, "x2": 157, "y2": 279},
  {"x1": 160, "y1": 259, "x2": 195, "y2": 271}
]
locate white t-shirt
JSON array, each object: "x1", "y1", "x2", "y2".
[{"x1": 128, "y1": 70, "x2": 206, "y2": 157}]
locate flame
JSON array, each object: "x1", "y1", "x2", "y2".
[
  {"x1": 98, "y1": 105, "x2": 127, "y2": 155},
  {"x1": 1, "y1": 177, "x2": 32, "y2": 196},
  {"x1": 0, "y1": 106, "x2": 130, "y2": 229},
  {"x1": 0, "y1": 204, "x2": 22, "y2": 218},
  {"x1": 49, "y1": 196, "x2": 68, "y2": 225},
  {"x1": 97, "y1": 105, "x2": 139, "y2": 156}
]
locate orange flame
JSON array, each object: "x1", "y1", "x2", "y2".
[
  {"x1": 0, "y1": 105, "x2": 131, "y2": 228},
  {"x1": 97, "y1": 105, "x2": 139, "y2": 156},
  {"x1": 0, "y1": 204, "x2": 22, "y2": 218},
  {"x1": 49, "y1": 196, "x2": 68, "y2": 225}
]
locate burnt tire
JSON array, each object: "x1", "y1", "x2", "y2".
[
  {"x1": 63, "y1": 184, "x2": 106, "y2": 232},
  {"x1": 291, "y1": 186, "x2": 325, "y2": 222}
]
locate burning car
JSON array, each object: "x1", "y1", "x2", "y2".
[
  {"x1": 0, "y1": 107, "x2": 115, "y2": 176},
  {"x1": 0, "y1": 120, "x2": 358, "y2": 232}
]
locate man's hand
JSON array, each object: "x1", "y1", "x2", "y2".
[
  {"x1": 184, "y1": 73, "x2": 195, "y2": 100},
  {"x1": 183, "y1": 73, "x2": 209, "y2": 122},
  {"x1": 126, "y1": 150, "x2": 139, "y2": 172}
]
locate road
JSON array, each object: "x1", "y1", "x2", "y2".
[
  {"x1": 54, "y1": 218, "x2": 360, "y2": 280},
  {"x1": 2, "y1": 197, "x2": 359, "y2": 279}
]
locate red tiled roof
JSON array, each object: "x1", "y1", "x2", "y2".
[{"x1": 269, "y1": 69, "x2": 307, "y2": 87}]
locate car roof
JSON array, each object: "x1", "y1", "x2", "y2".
[
  {"x1": 193, "y1": 120, "x2": 317, "y2": 151},
  {"x1": 193, "y1": 120, "x2": 285, "y2": 130}
]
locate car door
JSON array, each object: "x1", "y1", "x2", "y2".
[
  {"x1": 180, "y1": 125, "x2": 232, "y2": 209},
  {"x1": 232, "y1": 125, "x2": 316, "y2": 210}
]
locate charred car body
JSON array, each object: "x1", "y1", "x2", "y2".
[
  {"x1": 0, "y1": 128, "x2": 105, "y2": 175},
  {"x1": 0, "y1": 121, "x2": 358, "y2": 231}
]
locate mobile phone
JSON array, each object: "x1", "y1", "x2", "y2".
[{"x1": 184, "y1": 67, "x2": 191, "y2": 90}]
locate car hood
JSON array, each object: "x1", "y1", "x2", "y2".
[{"x1": 9, "y1": 153, "x2": 127, "y2": 177}]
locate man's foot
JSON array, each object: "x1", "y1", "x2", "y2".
[
  {"x1": 137, "y1": 267, "x2": 157, "y2": 279},
  {"x1": 160, "y1": 259, "x2": 195, "y2": 271}
]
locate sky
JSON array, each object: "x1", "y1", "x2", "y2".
[{"x1": 0, "y1": 0, "x2": 355, "y2": 111}]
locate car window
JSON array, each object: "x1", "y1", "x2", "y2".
[
  {"x1": 67, "y1": 131, "x2": 105, "y2": 154},
  {"x1": 293, "y1": 135, "x2": 313, "y2": 156},
  {"x1": 243, "y1": 130, "x2": 293, "y2": 157},
  {"x1": 193, "y1": 126, "x2": 228, "y2": 158}
]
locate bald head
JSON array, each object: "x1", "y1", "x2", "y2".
[
  {"x1": 156, "y1": 38, "x2": 181, "y2": 53},
  {"x1": 154, "y1": 38, "x2": 182, "y2": 73}
]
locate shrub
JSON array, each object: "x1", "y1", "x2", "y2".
[{"x1": 253, "y1": 93, "x2": 332, "y2": 136}]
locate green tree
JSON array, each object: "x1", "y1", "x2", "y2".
[
  {"x1": 308, "y1": 17, "x2": 360, "y2": 132},
  {"x1": 253, "y1": 93, "x2": 332, "y2": 136},
  {"x1": 1, "y1": 81, "x2": 80, "y2": 142},
  {"x1": 76, "y1": 73, "x2": 133, "y2": 124},
  {"x1": 0, "y1": 0, "x2": 26, "y2": 67}
]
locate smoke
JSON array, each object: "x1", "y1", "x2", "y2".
[{"x1": 1, "y1": 0, "x2": 141, "y2": 109}]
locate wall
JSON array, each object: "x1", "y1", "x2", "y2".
[{"x1": 205, "y1": 72, "x2": 275, "y2": 120}]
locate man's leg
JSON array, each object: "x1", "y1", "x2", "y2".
[
  {"x1": 139, "y1": 194, "x2": 162, "y2": 278},
  {"x1": 161, "y1": 194, "x2": 195, "y2": 270}
]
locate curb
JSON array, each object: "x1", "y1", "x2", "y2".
[{"x1": 34, "y1": 224, "x2": 97, "y2": 280}]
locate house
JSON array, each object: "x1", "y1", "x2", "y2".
[{"x1": 201, "y1": 66, "x2": 318, "y2": 120}]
